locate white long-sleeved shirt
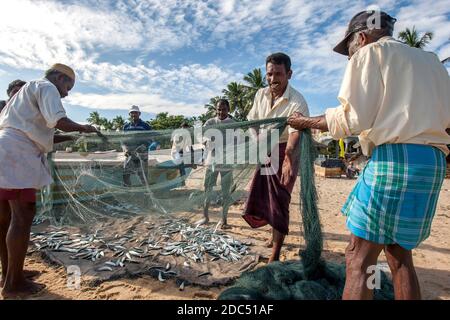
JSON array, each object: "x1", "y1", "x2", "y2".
[
  {"x1": 247, "y1": 85, "x2": 310, "y2": 143},
  {"x1": 325, "y1": 37, "x2": 450, "y2": 156}
]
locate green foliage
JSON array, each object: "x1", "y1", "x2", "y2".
[
  {"x1": 111, "y1": 116, "x2": 126, "y2": 130},
  {"x1": 87, "y1": 111, "x2": 119, "y2": 131},
  {"x1": 222, "y1": 82, "x2": 247, "y2": 121},
  {"x1": 398, "y1": 26, "x2": 434, "y2": 49},
  {"x1": 148, "y1": 112, "x2": 190, "y2": 130}
]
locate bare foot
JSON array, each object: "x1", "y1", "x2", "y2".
[
  {"x1": 265, "y1": 238, "x2": 273, "y2": 248},
  {"x1": 0, "y1": 270, "x2": 40, "y2": 287},
  {"x1": 1, "y1": 279, "x2": 46, "y2": 299},
  {"x1": 220, "y1": 223, "x2": 232, "y2": 230},
  {"x1": 196, "y1": 217, "x2": 209, "y2": 226}
]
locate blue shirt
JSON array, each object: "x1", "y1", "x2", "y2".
[
  {"x1": 122, "y1": 119, "x2": 152, "y2": 152},
  {"x1": 149, "y1": 141, "x2": 160, "y2": 151},
  {"x1": 123, "y1": 119, "x2": 152, "y2": 132}
]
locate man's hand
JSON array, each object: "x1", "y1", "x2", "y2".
[
  {"x1": 80, "y1": 124, "x2": 98, "y2": 133},
  {"x1": 280, "y1": 156, "x2": 293, "y2": 187},
  {"x1": 287, "y1": 112, "x2": 329, "y2": 132},
  {"x1": 287, "y1": 112, "x2": 309, "y2": 130}
]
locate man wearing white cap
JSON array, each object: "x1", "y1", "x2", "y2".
[
  {"x1": 122, "y1": 105, "x2": 152, "y2": 186},
  {"x1": 0, "y1": 63, "x2": 98, "y2": 297}
]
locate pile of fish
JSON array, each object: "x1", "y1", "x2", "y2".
[
  {"x1": 144, "y1": 219, "x2": 249, "y2": 263},
  {"x1": 30, "y1": 218, "x2": 250, "y2": 275}
]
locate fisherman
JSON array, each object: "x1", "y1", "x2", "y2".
[
  {"x1": 171, "y1": 122, "x2": 194, "y2": 187},
  {"x1": 0, "y1": 63, "x2": 98, "y2": 297},
  {"x1": 199, "y1": 99, "x2": 235, "y2": 229},
  {"x1": 0, "y1": 79, "x2": 26, "y2": 113},
  {"x1": 243, "y1": 53, "x2": 310, "y2": 262},
  {"x1": 122, "y1": 105, "x2": 152, "y2": 187},
  {"x1": 288, "y1": 10, "x2": 450, "y2": 300}
]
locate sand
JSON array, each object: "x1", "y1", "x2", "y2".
[{"x1": 2, "y1": 177, "x2": 449, "y2": 300}]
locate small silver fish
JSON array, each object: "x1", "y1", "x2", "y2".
[{"x1": 98, "y1": 266, "x2": 113, "y2": 272}]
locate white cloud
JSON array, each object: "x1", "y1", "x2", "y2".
[
  {"x1": 66, "y1": 92, "x2": 202, "y2": 116},
  {"x1": 0, "y1": 0, "x2": 448, "y2": 117}
]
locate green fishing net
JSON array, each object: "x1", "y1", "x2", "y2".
[
  {"x1": 36, "y1": 118, "x2": 286, "y2": 226},
  {"x1": 34, "y1": 117, "x2": 393, "y2": 299}
]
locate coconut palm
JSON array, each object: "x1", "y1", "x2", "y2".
[
  {"x1": 398, "y1": 27, "x2": 434, "y2": 49},
  {"x1": 112, "y1": 116, "x2": 125, "y2": 130},
  {"x1": 222, "y1": 82, "x2": 248, "y2": 121},
  {"x1": 243, "y1": 68, "x2": 267, "y2": 119},
  {"x1": 243, "y1": 68, "x2": 267, "y2": 94},
  {"x1": 99, "y1": 118, "x2": 113, "y2": 131},
  {"x1": 87, "y1": 111, "x2": 102, "y2": 126}
]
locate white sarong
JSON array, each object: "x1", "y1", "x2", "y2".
[{"x1": 0, "y1": 128, "x2": 52, "y2": 189}]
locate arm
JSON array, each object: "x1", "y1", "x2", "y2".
[
  {"x1": 288, "y1": 113, "x2": 328, "y2": 132},
  {"x1": 54, "y1": 134, "x2": 75, "y2": 144},
  {"x1": 55, "y1": 117, "x2": 98, "y2": 133},
  {"x1": 281, "y1": 131, "x2": 301, "y2": 187}
]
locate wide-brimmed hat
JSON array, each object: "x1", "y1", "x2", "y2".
[
  {"x1": 333, "y1": 10, "x2": 397, "y2": 56},
  {"x1": 129, "y1": 105, "x2": 140, "y2": 114}
]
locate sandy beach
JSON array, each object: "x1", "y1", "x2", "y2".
[{"x1": 2, "y1": 177, "x2": 449, "y2": 300}]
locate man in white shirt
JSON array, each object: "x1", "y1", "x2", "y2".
[
  {"x1": 243, "y1": 53, "x2": 310, "y2": 263},
  {"x1": 0, "y1": 64, "x2": 97, "y2": 298},
  {"x1": 199, "y1": 99, "x2": 235, "y2": 229},
  {"x1": 288, "y1": 11, "x2": 450, "y2": 300}
]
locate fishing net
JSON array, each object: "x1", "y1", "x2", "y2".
[
  {"x1": 218, "y1": 260, "x2": 394, "y2": 300},
  {"x1": 32, "y1": 117, "x2": 393, "y2": 298},
  {"x1": 31, "y1": 118, "x2": 288, "y2": 287},
  {"x1": 37, "y1": 118, "x2": 286, "y2": 225}
]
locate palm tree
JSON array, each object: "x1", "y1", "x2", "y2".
[
  {"x1": 398, "y1": 27, "x2": 434, "y2": 49},
  {"x1": 99, "y1": 118, "x2": 113, "y2": 130},
  {"x1": 243, "y1": 68, "x2": 267, "y2": 119},
  {"x1": 243, "y1": 68, "x2": 267, "y2": 94},
  {"x1": 222, "y1": 82, "x2": 247, "y2": 120},
  {"x1": 112, "y1": 116, "x2": 125, "y2": 130},
  {"x1": 87, "y1": 111, "x2": 102, "y2": 126}
]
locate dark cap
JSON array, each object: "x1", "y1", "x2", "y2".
[{"x1": 333, "y1": 10, "x2": 397, "y2": 56}]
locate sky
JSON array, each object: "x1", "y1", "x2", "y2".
[{"x1": 0, "y1": 0, "x2": 449, "y2": 123}]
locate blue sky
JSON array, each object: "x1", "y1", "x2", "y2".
[{"x1": 0, "y1": 0, "x2": 449, "y2": 123}]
